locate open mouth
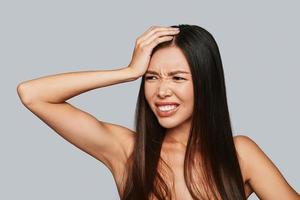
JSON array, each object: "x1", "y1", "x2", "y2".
[{"x1": 156, "y1": 104, "x2": 180, "y2": 117}]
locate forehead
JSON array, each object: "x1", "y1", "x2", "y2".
[{"x1": 147, "y1": 46, "x2": 190, "y2": 73}]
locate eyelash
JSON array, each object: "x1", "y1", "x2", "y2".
[{"x1": 145, "y1": 76, "x2": 186, "y2": 81}]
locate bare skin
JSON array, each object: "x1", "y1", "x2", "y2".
[
  {"x1": 112, "y1": 133, "x2": 254, "y2": 199},
  {"x1": 17, "y1": 26, "x2": 299, "y2": 199}
]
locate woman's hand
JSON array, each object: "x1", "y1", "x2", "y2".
[{"x1": 127, "y1": 26, "x2": 180, "y2": 78}]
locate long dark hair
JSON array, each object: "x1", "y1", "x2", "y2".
[{"x1": 121, "y1": 24, "x2": 246, "y2": 200}]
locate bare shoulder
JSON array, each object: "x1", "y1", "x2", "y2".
[
  {"x1": 107, "y1": 123, "x2": 136, "y2": 185},
  {"x1": 233, "y1": 135, "x2": 252, "y2": 182},
  {"x1": 233, "y1": 135, "x2": 300, "y2": 199},
  {"x1": 105, "y1": 122, "x2": 136, "y2": 164}
]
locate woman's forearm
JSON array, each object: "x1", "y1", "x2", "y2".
[{"x1": 17, "y1": 66, "x2": 138, "y2": 104}]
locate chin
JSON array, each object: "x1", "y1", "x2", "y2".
[
  {"x1": 156, "y1": 118, "x2": 181, "y2": 129},
  {"x1": 157, "y1": 114, "x2": 192, "y2": 129},
  {"x1": 158, "y1": 123, "x2": 177, "y2": 129}
]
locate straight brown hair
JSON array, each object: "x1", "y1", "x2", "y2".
[{"x1": 121, "y1": 24, "x2": 247, "y2": 200}]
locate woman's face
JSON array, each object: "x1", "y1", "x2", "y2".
[{"x1": 144, "y1": 46, "x2": 194, "y2": 129}]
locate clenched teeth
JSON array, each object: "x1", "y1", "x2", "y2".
[{"x1": 158, "y1": 105, "x2": 178, "y2": 111}]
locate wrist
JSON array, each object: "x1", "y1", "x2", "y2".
[{"x1": 125, "y1": 67, "x2": 142, "y2": 80}]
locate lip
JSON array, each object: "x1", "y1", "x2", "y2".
[{"x1": 155, "y1": 104, "x2": 180, "y2": 117}]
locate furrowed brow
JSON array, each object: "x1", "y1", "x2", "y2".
[{"x1": 145, "y1": 70, "x2": 190, "y2": 76}]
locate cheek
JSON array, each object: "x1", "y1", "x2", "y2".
[
  {"x1": 181, "y1": 85, "x2": 194, "y2": 108},
  {"x1": 180, "y1": 84, "x2": 194, "y2": 98},
  {"x1": 144, "y1": 84, "x2": 154, "y2": 103}
]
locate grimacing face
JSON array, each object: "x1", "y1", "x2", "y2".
[{"x1": 144, "y1": 46, "x2": 194, "y2": 129}]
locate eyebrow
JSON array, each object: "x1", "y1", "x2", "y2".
[{"x1": 145, "y1": 70, "x2": 190, "y2": 76}]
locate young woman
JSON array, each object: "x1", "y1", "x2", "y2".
[{"x1": 17, "y1": 24, "x2": 299, "y2": 200}]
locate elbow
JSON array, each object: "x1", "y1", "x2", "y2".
[{"x1": 17, "y1": 82, "x2": 35, "y2": 106}]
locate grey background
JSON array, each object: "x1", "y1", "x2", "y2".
[{"x1": 1, "y1": 0, "x2": 299, "y2": 199}]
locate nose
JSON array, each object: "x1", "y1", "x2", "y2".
[{"x1": 157, "y1": 79, "x2": 172, "y2": 98}]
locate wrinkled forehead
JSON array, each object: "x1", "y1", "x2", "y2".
[{"x1": 147, "y1": 47, "x2": 191, "y2": 75}]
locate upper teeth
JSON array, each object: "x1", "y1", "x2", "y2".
[{"x1": 158, "y1": 105, "x2": 178, "y2": 111}]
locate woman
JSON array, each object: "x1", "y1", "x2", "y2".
[{"x1": 17, "y1": 24, "x2": 299, "y2": 200}]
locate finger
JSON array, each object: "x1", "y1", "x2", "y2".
[
  {"x1": 145, "y1": 26, "x2": 176, "y2": 36},
  {"x1": 146, "y1": 36, "x2": 174, "y2": 50},
  {"x1": 143, "y1": 29, "x2": 179, "y2": 46},
  {"x1": 138, "y1": 26, "x2": 178, "y2": 44},
  {"x1": 143, "y1": 26, "x2": 178, "y2": 40}
]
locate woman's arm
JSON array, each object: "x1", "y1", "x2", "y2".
[
  {"x1": 16, "y1": 26, "x2": 180, "y2": 173},
  {"x1": 16, "y1": 67, "x2": 139, "y2": 172},
  {"x1": 17, "y1": 67, "x2": 137, "y2": 105},
  {"x1": 235, "y1": 135, "x2": 299, "y2": 200}
]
